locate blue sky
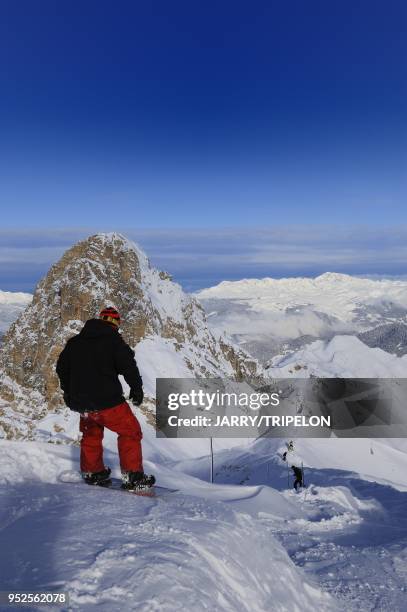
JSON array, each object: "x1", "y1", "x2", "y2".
[{"x1": 0, "y1": 1, "x2": 406, "y2": 289}]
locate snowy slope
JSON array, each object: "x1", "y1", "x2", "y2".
[
  {"x1": 172, "y1": 436, "x2": 407, "y2": 493},
  {"x1": 266, "y1": 335, "x2": 407, "y2": 378},
  {"x1": 2, "y1": 436, "x2": 407, "y2": 611},
  {"x1": 0, "y1": 440, "x2": 336, "y2": 612},
  {"x1": 168, "y1": 436, "x2": 407, "y2": 610},
  {"x1": 5, "y1": 393, "x2": 407, "y2": 609},
  {"x1": 0, "y1": 289, "x2": 32, "y2": 334}
]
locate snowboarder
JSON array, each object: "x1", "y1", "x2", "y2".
[
  {"x1": 291, "y1": 465, "x2": 303, "y2": 491},
  {"x1": 287, "y1": 440, "x2": 294, "y2": 452},
  {"x1": 282, "y1": 451, "x2": 287, "y2": 461},
  {"x1": 56, "y1": 307, "x2": 155, "y2": 489}
]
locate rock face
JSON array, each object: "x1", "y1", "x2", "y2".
[{"x1": 0, "y1": 233, "x2": 261, "y2": 438}]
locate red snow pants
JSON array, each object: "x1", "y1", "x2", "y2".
[{"x1": 79, "y1": 402, "x2": 143, "y2": 473}]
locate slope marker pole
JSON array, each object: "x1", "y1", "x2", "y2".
[{"x1": 210, "y1": 437, "x2": 214, "y2": 484}]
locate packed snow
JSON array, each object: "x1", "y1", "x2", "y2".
[
  {"x1": 169, "y1": 435, "x2": 407, "y2": 610},
  {"x1": 1, "y1": 430, "x2": 407, "y2": 611},
  {"x1": 0, "y1": 440, "x2": 336, "y2": 612}
]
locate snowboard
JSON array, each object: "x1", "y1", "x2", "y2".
[
  {"x1": 107, "y1": 477, "x2": 178, "y2": 498},
  {"x1": 58, "y1": 471, "x2": 178, "y2": 498}
]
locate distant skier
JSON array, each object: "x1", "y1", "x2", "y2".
[
  {"x1": 56, "y1": 307, "x2": 155, "y2": 489},
  {"x1": 291, "y1": 465, "x2": 303, "y2": 491},
  {"x1": 287, "y1": 440, "x2": 294, "y2": 452}
]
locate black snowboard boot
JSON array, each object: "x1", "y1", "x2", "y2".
[
  {"x1": 121, "y1": 471, "x2": 156, "y2": 490},
  {"x1": 82, "y1": 467, "x2": 112, "y2": 486}
]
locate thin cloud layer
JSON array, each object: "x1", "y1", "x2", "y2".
[{"x1": 0, "y1": 226, "x2": 406, "y2": 292}]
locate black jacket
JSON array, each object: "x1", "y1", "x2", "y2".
[{"x1": 56, "y1": 319, "x2": 143, "y2": 413}]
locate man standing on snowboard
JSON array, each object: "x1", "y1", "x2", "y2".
[{"x1": 56, "y1": 307, "x2": 155, "y2": 489}]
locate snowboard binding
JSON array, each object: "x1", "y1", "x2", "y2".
[
  {"x1": 121, "y1": 471, "x2": 156, "y2": 490},
  {"x1": 82, "y1": 467, "x2": 112, "y2": 486}
]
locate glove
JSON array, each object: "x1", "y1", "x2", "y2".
[
  {"x1": 63, "y1": 392, "x2": 71, "y2": 407},
  {"x1": 130, "y1": 388, "x2": 143, "y2": 406}
]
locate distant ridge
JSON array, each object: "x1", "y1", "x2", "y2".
[{"x1": 358, "y1": 323, "x2": 407, "y2": 357}]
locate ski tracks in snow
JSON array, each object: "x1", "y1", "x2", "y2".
[{"x1": 261, "y1": 484, "x2": 407, "y2": 611}]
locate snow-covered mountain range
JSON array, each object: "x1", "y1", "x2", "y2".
[{"x1": 196, "y1": 273, "x2": 407, "y2": 373}]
